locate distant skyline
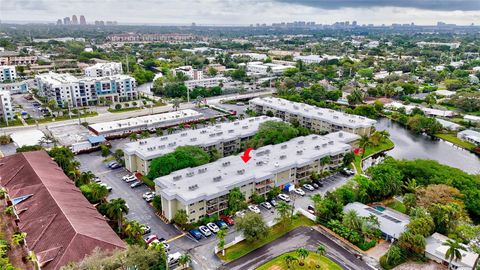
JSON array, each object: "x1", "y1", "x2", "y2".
[{"x1": 1, "y1": 0, "x2": 479, "y2": 26}]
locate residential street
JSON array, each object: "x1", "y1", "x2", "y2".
[{"x1": 218, "y1": 226, "x2": 371, "y2": 270}]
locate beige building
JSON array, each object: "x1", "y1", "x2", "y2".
[
  {"x1": 155, "y1": 133, "x2": 352, "y2": 222},
  {"x1": 124, "y1": 116, "x2": 280, "y2": 175},
  {"x1": 250, "y1": 97, "x2": 376, "y2": 136}
]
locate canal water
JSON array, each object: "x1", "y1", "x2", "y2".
[{"x1": 375, "y1": 118, "x2": 480, "y2": 174}]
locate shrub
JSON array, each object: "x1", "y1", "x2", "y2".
[
  {"x1": 115, "y1": 104, "x2": 122, "y2": 110},
  {"x1": 380, "y1": 245, "x2": 407, "y2": 270}
]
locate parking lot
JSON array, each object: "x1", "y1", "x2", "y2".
[{"x1": 10, "y1": 94, "x2": 44, "y2": 119}]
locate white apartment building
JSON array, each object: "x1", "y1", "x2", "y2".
[
  {"x1": 172, "y1": 66, "x2": 203, "y2": 80},
  {"x1": 85, "y1": 62, "x2": 123, "y2": 77},
  {"x1": 0, "y1": 81, "x2": 28, "y2": 94},
  {"x1": 124, "y1": 116, "x2": 281, "y2": 174},
  {"x1": 0, "y1": 66, "x2": 17, "y2": 82},
  {"x1": 35, "y1": 72, "x2": 137, "y2": 107},
  {"x1": 250, "y1": 97, "x2": 376, "y2": 136},
  {"x1": 0, "y1": 91, "x2": 14, "y2": 122},
  {"x1": 155, "y1": 133, "x2": 352, "y2": 222},
  {"x1": 89, "y1": 109, "x2": 204, "y2": 138},
  {"x1": 184, "y1": 77, "x2": 224, "y2": 90},
  {"x1": 245, "y1": 62, "x2": 294, "y2": 75},
  {"x1": 232, "y1": 53, "x2": 268, "y2": 61}
]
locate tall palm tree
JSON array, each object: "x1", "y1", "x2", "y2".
[
  {"x1": 443, "y1": 239, "x2": 467, "y2": 270},
  {"x1": 275, "y1": 201, "x2": 293, "y2": 229},
  {"x1": 124, "y1": 220, "x2": 143, "y2": 242},
  {"x1": 106, "y1": 198, "x2": 129, "y2": 233},
  {"x1": 217, "y1": 228, "x2": 227, "y2": 256},
  {"x1": 129, "y1": 133, "x2": 138, "y2": 141},
  {"x1": 320, "y1": 156, "x2": 332, "y2": 172},
  {"x1": 167, "y1": 127, "x2": 175, "y2": 134},
  {"x1": 90, "y1": 183, "x2": 108, "y2": 203},
  {"x1": 283, "y1": 255, "x2": 298, "y2": 270},
  {"x1": 316, "y1": 244, "x2": 327, "y2": 256},
  {"x1": 296, "y1": 247, "x2": 309, "y2": 266},
  {"x1": 342, "y1": 210, "x2": 363, "y2": 232},
  {"x1": 358, "y1": 135, "x2": 372, "y2": 158},
  {"x1": 179, "y1": 253, "x2": 191, "y2": 269}
]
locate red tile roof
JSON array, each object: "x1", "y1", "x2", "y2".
[{"x1": 0, "y1": 151, "x2": 125, "y2": 270}]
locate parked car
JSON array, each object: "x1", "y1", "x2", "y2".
[
  {"x1": 312, "y1": 183, "x2": 319, "y2": 189},
  {"x1": 294, "y1": 188, "x2": 305, "y2": 196},
  {"x1": 342, "y1": 168, "x2": 355, "y2": 176},
  {"x1": 123, "y1": 175, "x2": 137, "y2": 182},
  {"x1": 125, "y1": 177, "x2": 138, "y2": 183},
  {"x1": 235, "y1": 210, "x2": 246, "y2": 218},
  {"x1": 199, "y1": 226, "x2": 212, "y2": 237},
  {"x1": 215, "y1": 220, "x2": 228, "y2": 230},
  {"x1": 110, "y1": 162, "x2": 121, "y2": 169},
  {"x1": 278, "y1": 194, "x2": 291, "y2": 202},
  {"x1": 269, "y1": 199, "x2": 278, "y2": 207},
  {"x1": 260, "y1": 201, "x2": 272, "y2": 209},
  {"x1": 144, "y1": 234, "x2": 158, "y2": 245},
  {"x1": 144, "y1": 193, "x2": 155, "y2": 202},
  {"x1": 130, "y1": 181, "x2": 143, "y2": 188},
  {"x1": 303, "y1": 184, "x2": 315, "y2": 191},
  {"x1": 99, "y1": 183, "x2": 112, "y2": 192},
  {"x1": 248, "y1": 205, "x2": 261, "y2": 214},
  {"x1": 220, "y1": 215, "x2": 235, "y2": 226},
  {"x1": 189, "y1": 229, "x2": 203, "y2": 240},
  {"x1": 313, "y1": 180, "x2": 324, "y2": 187},
  {"x1": 107, "y1": 161, "x2": 116, "y2": 168},
  {"x1": 206, "y1": 222, "x2": 220, "y2": 233},
  {"x1": 143, "y1": 191, "x2": 154, "y2": 198},
  {"x1": 167, "y1": 252, "x2": 182, "y2": 266},
  {"x1": 141, "y1": 225, "x2": 151, "y2": 234},
  {"x1": 307, "y1": 205, "x2": 315, "y2": 215}
]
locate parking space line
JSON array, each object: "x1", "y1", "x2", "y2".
[
  {"x1": 166, "y1": 233, "x2": 186, "y2": 243},
  {"x1": 96, "y1": 170, "x2": 112, "y2": 175}
]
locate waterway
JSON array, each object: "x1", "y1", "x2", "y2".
[{"x1": 375, "y1": 118, "x2": 480, "y2": 174}]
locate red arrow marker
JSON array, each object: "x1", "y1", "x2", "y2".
[{"x1": 241, "y1": 148, "x2": 253, "y2": 163}]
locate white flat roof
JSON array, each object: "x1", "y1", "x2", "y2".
[
  {"x1": 11, "y1": 129, "x2": 45, "y2": 147},
  {"x1": 124, "y1": 116, "x2": 281, "y2": 160},
  {"x1": 155, "y1": 134, "x2": 352, "y2": 204},
  {"x1": 36, "y1": 72, "x2": 133, "y2": 86},
  {"x1": 89, "y1": 109, "x2": 203, "y2": 133},
  {"x1": 250, "y1": 97, "x2": 376, "y2": 129},
  {"x1": 426, "y1": 233, "x2": 476, "y2": 268}
]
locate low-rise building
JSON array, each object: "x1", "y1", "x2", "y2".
[
  {"x1": 457, "y1": 129, "x2": 480, "y2": 145},
  {"x1": 89, "y1": 109, "x2": 203, "y2": 138},
  {"x1": 172, "y1": 66, "x2": 203, "y2": 80},
  {"x1": 0, "y1": 90, "x2": 14, "y2": 122},
  {"x1": 0, "y1": 51, "x2": 37, "y2": 65},
  {"x1": 250, "y1": 97, "x2": 376, "y2": 136},
  {"x1": 85, "y1": 62, "x2": 123, "y2": 77},
  {"x1": 155, "y1": 134, "x2": 352, "y2": 222},
  {"x1": 184, "y1": 77, "x2": 224, "y2": 90},
  {"x1": 246, "y1": 61, "x2": 294, "y2": 75},
  {"x1": 426, "y1": 233, "x2": 476, "y2": 269},
  {"x1": 35, "y1": 72, "x2": 137, "y2": 107},
  {"x1": 124, "y1": 116, "x2": 281, "y2": 174},
  {"x1": 0, "y1": 151, "x2": 125, "y2": 269},
  {"x1": 0, "y1": 65, "x2": 16, "y2": 82},
  {"x1": 232, "y1": 53, "x2": 268, "y2": 61},
  {"x1": 0, "y1": 80, "x2": 29, "y2": 94},
  {"x1": 464, "y1": 115, "x2": 480, "y2": 123},
  {"x1": 343, "y1": 202, "x2": 410, "y2": 240}
]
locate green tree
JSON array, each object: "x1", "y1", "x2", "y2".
[
  {"x1": 100, "y1": 144, "x2": 110, "y2": 157},
  {"x1": 283, "y1": 254, "x2": 298, "y2": 269},
  {"x1": 236, "y1": 212, "x2": 269, "y2": 242},
  {"x1": 148, "y1": 145, "x2": 210, "y2": 179},
  {"x1": 105, "y1": 198, "x2": 129, "y2": 233},
  {"x1": 80, "y1": 182, "x2": 108, "y2": 204},
  {"x1": 217, "y1": 228, "x2": 227, "y2": 256},
  {"x1": 227, "y1": 187, "x2": 246, "y2": 214},
  {"x1": 443, "y1": 239, "x2": 467, "y2": 270},
  {"x1": 140, "y1": 131, "x2": 150, "y2": 139},
  {"x1": 178, "y1": 253, "x2": 191, "y2": 269},
  {"x1": 173, "y1": 209, "x2": 189, "y2": 228},
  {"x1": 152, "y1": 195, "x2": 162, "y2": 212},
  {"x1": 275, "y1": 201, "x2": 294, "y2": 229},
  {"x1": 129, "y1": 133, "x2": 138, "y2": 141},
  {"x1": 124, "y1": 220, "x2": 144, "y2": 243},
  {"x1": 296, "y1": 247, "x2": 309, "y2": 266},
  {"x1": 342, "y1": 210, "x2": 363, "y2": 232},
  {"x1": 316, "y1": 244, "x2": 327, "y2": 256}
]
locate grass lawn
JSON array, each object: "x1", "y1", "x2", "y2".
[
  {"x1": 256, "y1": 251, "x2": 343, "y2": 270},
  {"x1": 435, "y1": 133, "x2": 477, "y2": 150},
  {"x1": 218, "y1": 215, "x2": 315, "y2": 262},
  {"x1": 108, "y1": 107, "x2": 142, "y2": 113},
  {"x1": 24, "y1": 112, "x2": 98, "y2": 125},
  {"x1": 385, "y1": 200, "x2": 407, "y2": 214},
  {"x1": 354, "y1": 138, "x2": 395, "y2": 173}
]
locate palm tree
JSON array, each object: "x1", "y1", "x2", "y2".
[
  {"x1": 283, "y1": 254, "x2": 298, "y2": 270},
  {"x1": 129, "y1": 133, "x2": 138, "y2": 141},
  {"x1": 316, "y1": 244, "x2": 327, "y2": 256},
  {"x1": 342, "y1": 210, "x2": 363, "y2": 232},
  {"x1": 90, "y1": 183, "x2": 108, "y2": 203},
  {"x1": 11, "y1": 232, "x2": 27, "y2": 246},
  {"x1": 377, "y1": 130, "x2": 390, "y2": 142},
  {"x1": 209, "y1": 118, "x2": 217, "y2": 125},
  {"x1": 296, "y1": 248, "x2": 309, "y2": 266},
  {"x1": 195, "y1": 96, "x2": 204, "y2": 108},
  {"x1": 172, "y1": 99, "x2": 181, "y2": 111},
  {"x1": 0, "y1": 188, "x2": 6, "y2": 200},
  {"x1": 443, "y1": 239, "x2": 467, "y2": 269},
  {"x1": 140, "y1": 131, "x2": 150, "y2": 139},
  {"x1": 124, "y1": 220, "x2": 143, "y2": 242},
  {"x1": 217, "y1": 228, "x2": 227, "y2": 256},
  {"x1": 403, "y1": 178, "x2": 420, "y2": 194},
  {"x1": 167, "y1": 127, "x2": 175, "y2": 134},
  {"x1": 155, "y1": 128, "x2": 164, "y2": 136},
  {"x1": 178, "y1": 253, "x2": 191, "y2": 269},
  {"x1": 358, "y1": 135, "x2": 372, "y2": 158},
  {"x1": 106, "y1": 198, "x2": 129, "y2": 233},
  {"x1": 320, "y1": 156, "x2": 332, "y2": 172}
]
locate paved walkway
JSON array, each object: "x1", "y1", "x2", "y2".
[{"x1": 218, "y1": 226, "x2": 372, "y2": 270}]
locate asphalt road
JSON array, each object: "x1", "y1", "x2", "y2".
[{"x1": 219, "y1": 226, "x2": 371, "y2": 270}]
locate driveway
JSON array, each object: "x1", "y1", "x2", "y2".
[{"x1": 218, "y1": 226, "x2": 371, "y2": 270}]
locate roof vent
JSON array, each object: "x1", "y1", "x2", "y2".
[
  {"x1": 213, "y1": 176, "x2": 222, "y2": 182},
  {"x1": 200, "y1": 130, "x2": 207, "y2": 134},
  {"x1": 234, "y1": 122, "x2": 240, "y2": 125},
  {"x1": 186, "y1": 172, "x2": 194, "y2": 177},
  {"x1": 281, "y1": 145, "x2": 287, "y2": 149},
  {"x1": 315, "y1": 145, "x2": 320, "y2": 150},
  {"x1": 160, "y1": 136, "x2": 168, "y2": 141},
  {"x1": 216, "y1": 132, "x2": 223, "y2": 136},
  {"x1": 190, "y1": 138, "x2": 197, "y2": 142},
  {"x1": 256, "y1": 161, "x2": 263, "y2": 166},
  {"x1": 188, "y1": 184, "x2": 198, "y2": 190},
  {"x1": 237, "y1": 169, "x2": 245, "y2": 175},
  {"x1": 298, "y1": 140, "x2": 304, "y2": 144},
  {"x1": 248, "y1": 119, "x2": 254, "y2": 122},
  {"x1": 274, "y1": 162, "x2": 279, "y2": 167},
  {"x1": 222, "y1": 161, "x2": 231, "y2": 167},
  {"x1": 280, "y1": 155, "x2": 286, "y2": 159},
  {"x1": 209, "y1": 133, "x2": 216, "y2": 137},
  {"x1": 181, "y1": 132, "x2": 188, "y2": 136},
  {"x1": 329, "y1": 140, "x2": 334, "y2": 145},
  {"x1": 173, "y1": 175, "x2": 182, "y2": 181},
  {"x1": 312, "y1": 135, "x2": 318, "y2": 139},
  {"x1": 242, "y1": 125, "x2": 248, "y2": 129},
  {"x1": 159, "y1": 145, "x2": 165, "y2": 149},
  {"x1": 297, "y1": 150, "x2": 303, "y2": 155},
  {"x1": 168, "y1": 142, "x2": 176, "y2": 147},
  {"x1": 198, "y1": 168, "x2": 207, "y2": 173},
  {"x1": 339, "y1": 132, "x2": 344, "y2": 137},
  {"x1": 228, "y1": 129, "x2": 234, "y2": 133}
]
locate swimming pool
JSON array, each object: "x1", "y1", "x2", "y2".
[{"x1": 374, "y1": 205, "x2": 386, "y2": 212}]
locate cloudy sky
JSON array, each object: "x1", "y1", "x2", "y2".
[{"x1": 1, "y1": 0, "x2": 480, "y2": 25}]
